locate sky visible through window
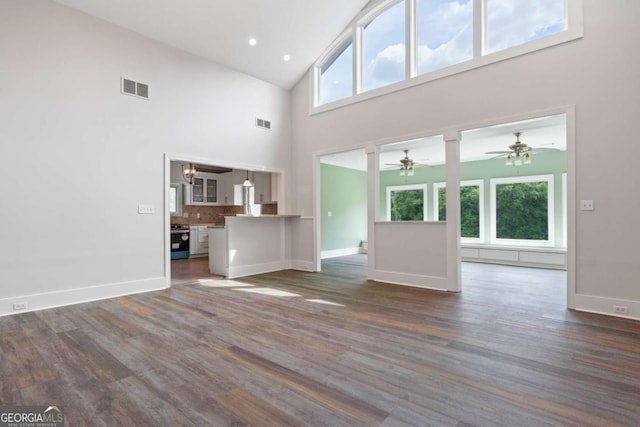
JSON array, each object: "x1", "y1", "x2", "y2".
[
  {"x1": 416, "y1": 0, "x2": 473, "y2": 75},
  {"x1": 486, "y1": 0, "x2": 566, "y2": 53},
  {"x1": 318, "y1": 0, "x2": 567, "y2": 104},
  {"x1": 319, "y1": 40, "x2": 353, "y2": 105},
  {"x1": 363, "y1": 0, "x2": 406, "y2": 91}
]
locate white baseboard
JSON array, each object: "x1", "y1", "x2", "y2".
[
  {"x1": 573, "y1": 293, "x2": 640, "y2": 321},
  {"x1": 291, "y1": 260, "x2": 316, "y2": 272},
  {"x1": 0, "y1": 277, "x2": 167, "y2": 317},
  {"x1": 371, "y1": 270, "x2": 448, "y2": 291},
  {"x1": 227, "y1": 261, "x2": 286, "y2": 279},
  {"x1": 321, "y1": 247, "x2": 361, "y2": 259}
]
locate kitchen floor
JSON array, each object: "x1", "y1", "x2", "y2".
[{"x1": 171, "y1": 256, "x2": 217, "y2": 285}]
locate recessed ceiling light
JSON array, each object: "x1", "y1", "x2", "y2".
[
  {"x1": 283, "y1": 54, "x2": 291, "y2": 62},
  {"x1": 248, "y1": 38, "x2": 257, "y2": 46}
]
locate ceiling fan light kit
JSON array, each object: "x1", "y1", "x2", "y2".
[{"x1": 487, "y1": 132, "x2": 547, "y2": 167}]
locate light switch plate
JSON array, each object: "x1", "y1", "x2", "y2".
[
  {"x1": 138, "y1": 204, "x2": 154, "y2": 214},
  {"x1": 580, "y1": 200, "x2": 594, "y2": 211}
]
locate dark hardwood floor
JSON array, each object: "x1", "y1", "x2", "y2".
[{"x1": 1, "y1": 256, "x2": 639, "y2": 426}]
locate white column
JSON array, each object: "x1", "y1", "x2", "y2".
[
  {"x1": 444, "y1": 131, "x2": 461, "y2": 292},
  {"x1": 366, "y1": 146, "x2": 379, "y2": 281}
]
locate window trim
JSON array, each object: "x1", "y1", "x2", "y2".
[
  {"x1": 385, "y1": 183, "x2": 428, "y2": 221},
  {"x1": 490, "y1": 174, "x2": 555, "y2": 247},
  {"x1": 311, "y1": 0, "x2": 583, "y2": 114},
  {"x1": 433, "y1": 180, "x2": 484, "y2": 243}
]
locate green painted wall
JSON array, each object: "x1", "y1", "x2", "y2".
[
  {"x1": 379, "y1": 151, "x2": 567, "y2": 247},
  {"x1": 321, "y1": 163, "x2": 367, "y2": 251}
]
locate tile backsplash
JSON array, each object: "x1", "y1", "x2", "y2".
[{"x1": 171, "y1": 204, "x2": 277, "y2": 225}]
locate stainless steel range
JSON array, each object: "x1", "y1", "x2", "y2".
[{"x1": 170, "y1": 224, "x2": 190, "y2": 260}]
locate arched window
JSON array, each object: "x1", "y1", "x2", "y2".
[
  {"x1": 318, "y1": 37, "x2": 353, "y2": 105},
  {"x1": 362, "y1": 0, "x2": 406, "y2": 92},
  {"x1": 313, "y1": 0, "x2": 581, "y2": 110}
]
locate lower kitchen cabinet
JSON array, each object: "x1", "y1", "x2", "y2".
[{"x1": 189, "y1": 225, "x2": 209, "y2": 256}]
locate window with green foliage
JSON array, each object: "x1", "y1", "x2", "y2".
[
  {"x1": 490, "y1": 175, "x2": 554, "y2": 245},
  {"x1": 434, "y1": 180, "x2": 483, "y2": 241},
  {"x1": 386, "y1": 184, "x2": 428, "y2": 221}
]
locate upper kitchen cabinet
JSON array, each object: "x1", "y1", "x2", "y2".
[
  {"x1": 184, "y1": 172, "x2": 221, "y2": 206},
  {"x1": 253, "y1": 172, "x2": 272, "y2": 204}
]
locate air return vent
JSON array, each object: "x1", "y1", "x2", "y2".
[
  {"x1": 256, "y1": 117, "x2": 271, "y2": 130},
  {"x1": 121, "y1": 77, "x2": 149, "y2": 100}
]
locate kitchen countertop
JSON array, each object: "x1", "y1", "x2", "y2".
[{"x1": 232, "y1": 214, "x2": 301, "y2": 218}]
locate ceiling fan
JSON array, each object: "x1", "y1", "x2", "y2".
[
  {"x1": 384, "y1": 149, "x2": 430, "y2": 176},
  {"x1": 486, "y1": 132, "x2": 558, "y2": 166}
]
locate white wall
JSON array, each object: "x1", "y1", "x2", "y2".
[
  {"x1": 0, "y1": 1, "x2": 291, "y2": 315},
  {"x1": 291, "y1": 1, "x2": 640, "y2": 319}
]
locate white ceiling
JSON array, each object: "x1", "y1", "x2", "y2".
[
  {"x1": 321, "y1": 114, "x2": 567, "y2": 171},
  {"x1": 53, "y1": 0, "x2": 369, "y2": 89}
]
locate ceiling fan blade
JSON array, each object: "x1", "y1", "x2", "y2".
[
  {"x1": 531, "y1": 147, "x2": 560, "y2": 153},
  {"x1": 485, "y1": 150, "x2": 511, "y2": 154}
]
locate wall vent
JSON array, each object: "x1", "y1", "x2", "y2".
[
  {"x1": 121, "y1": 77, "x2": 149, "y2": 100},
  {"x1": 256, "y1": 117, "x2": 271, "y2": 130}
]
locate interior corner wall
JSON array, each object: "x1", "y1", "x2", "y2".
[
  {"x1": 291, "y1": 1, "x2": 640, "y2": 318},
  {"x1": 320, "y1": 163, "x2": 367, "y2": 254},
  {"x1": 0, "y1": 1, "x2": 292, "y2": 315}
]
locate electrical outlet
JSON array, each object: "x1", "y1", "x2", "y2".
[
  {"x1": 13, "y1": 302, "x2": 27, "y2": 311},
  {"x1": 138, "y1": 204, "x2": 154, "y2": 214},
  {"x1": 580, "y1": 200, "x2": 594, "y2": 211},
  {"x1": 327, "y1": 211, "x2": 332, "y2": 217},
  {"x1": 614, "y1": 305, "x2": 628, "y2": 314},
  {"x1": 196, "y1": 213, "x2": 201, "y2": 219}
]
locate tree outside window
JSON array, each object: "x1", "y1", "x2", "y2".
[
  {"x1": 386, "y1": 184, "x2": 428, "y2": 221},
  {"x1": 495, "y1": 181, "x2": 548, "y2": 240},
  {"x1": 490, "y1": 175, "x2": 554, "y2": 246},
  {"x1": 435, "y1": 180, "x2": 483, "y2": 240}
]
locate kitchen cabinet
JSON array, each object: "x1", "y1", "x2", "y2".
[
  {"x1": 252, "y1": 172, "x2": 271, "y2": 204},
  {"x1": 189, "y1": 225, "x2": 209, "y2": 256},
  {"x1": 184, "y1": 172, "x2": 221, "y2": 206}
]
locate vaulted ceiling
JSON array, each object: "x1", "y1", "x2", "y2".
[{"x1": 53, "y1": 0, "x2": 369, "y2": 89}]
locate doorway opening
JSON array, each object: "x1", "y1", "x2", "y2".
[
  {"x1": 164, "y1": 155, "x2": 284, "y2": 286},
  {"x1": 318, "y1": 149, "x2": 368, "y2": 270},
  {"x1": 457, "y1": 113, "x2": 568, "y2": 300}
]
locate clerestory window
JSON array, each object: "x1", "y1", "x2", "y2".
[
  {"x1": 362, "y1": 0, "x2": 406, "y2": 92},
  {"x1": 313, "y1": 0, "x2": 581, "y2": 110},
  {"x1": 416, "y1": 0, "x2": 473, "y2": 76},
  {"x1": 318, "y1": 37, "x2": 353, "y2": 105},
  {"x1": 485, "y1": 0, "x2": 567, "y2": 54}
]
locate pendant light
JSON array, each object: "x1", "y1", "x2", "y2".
[
  {"x1": 242, "y1": 170, "x2": 253, "y2": 187},
  {"x1": 182, "y1": 163, "x2": 197, "y2": 184}
]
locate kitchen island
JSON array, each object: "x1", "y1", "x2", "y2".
[{"x1": 208, "y1": 215, "x2": 301, "y2": 278}]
